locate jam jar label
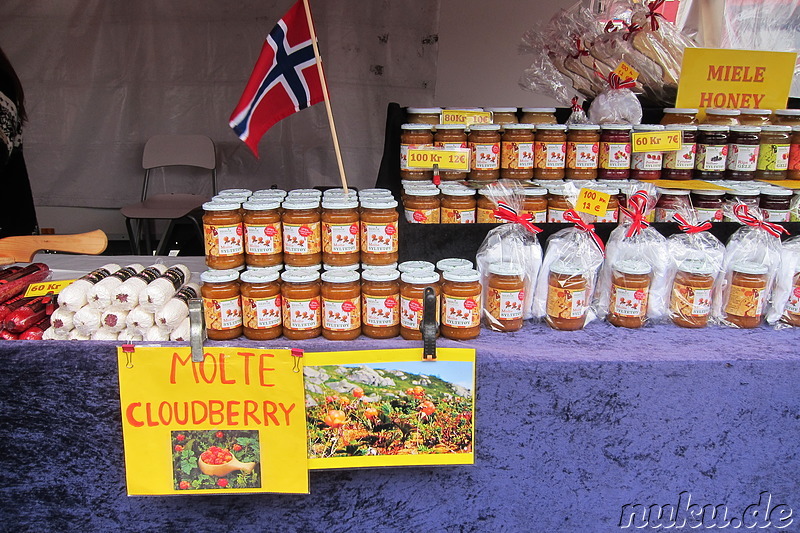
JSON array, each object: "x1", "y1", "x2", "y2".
[
  {"x1": 725, "y1": 284, "x2": 764, "y2": 318},
  {"x1": 283, "y1": 296, "x2": 321, "y2": 330},
  {"x1": 441, "y1": 208, "x2": 476, "y2": 224},
  {"x1": 487, "y1": 288, "x2": 524, "y2": 320},
  {"x1": 763, "y1": 209, "x2": 790, "y2": 222},
  {"x1": 477, "y1": 207, "x2": 500, "y2": 223},
  {"x1": 283, "y1": 222, "x2": 321, "y2": 255},
  {"x1": 322, "y1": 298, "x2": 360, "y2": 331},
  {"x1": 435, "y1": 141, "x2": 468, "y2": 150},
  {"x1": 323, "y1": 222, "x2": 359, "y2": 254},
  {"x1": 442, "y1": 295, "x2": 481, "y2": 328},
  {"x1": 599, "y1": 142, "x2": 631, "y2": 169},
  {"x1": 405, "y1": 208, "x2": 440, "y2": 224},
  {"x1": 726, "y1": 144, "x2": 759, "y2": 172},
  {"x1": 696, "y1": 144, "x2": 727, "y2": 172},
  {"x1": 757, "y1": 144, "x2": 790, "y2": 171},
  {"x1": 785, "y1": 287, "x2": 800, "y2": 315},
  {"x1": 547, "y1": 208, "x2": 568, "y2": 223},
  {"x1": 400, "y1": 296, "x2": 424, "y2": 329},
  {"x1": 655, "y1": 207, "x2": 681, "y2": 223},
  {"x1": 566, "y1": 142, "x2": 599, "y2": 169},
  {"x1": 596, "y1": 207, "x2": 619, "y2": 223},
  {"x1": 663, "y1": 143, "x2": 696, "y2": 169},
  {"x1": 631, "y1": 151, "x2": 663, "y2": 171},
  {"x1": 204, "y1": 223, "x2": 244, "y2": 257},
  {"x1": 520, "y1": 209, "x2": 547, "y2": 224},
  {"x1": 203, "y1": 296, "x2": 242, "y2": 331},
  {"x1": 362, "y1": 222, "x2": 398, "y2": 253},
  {"x1": 790, "y1": 143, "x2": 800, "y2": 171},
  {"x1": 671, "y1": 284, "x2": 711, "y2": 318},
  {"x1": 245, "y1": 223, "x2": 282, "y2": 255},
  {"x1": 501, "y1": 141, "x2": 534, "y2": 169},
  {"x1": 470, "y1": 142, "x2": 500, "y2": 170},
  {"x1": 242, "y1": 295, "x2": 282, "y2": 329},
  {"x1": 610, "y1": 285, "x2": 648, "y2": 317},
  {"x1": 696, "y1": 207, "x2": 724, "y2": 223},
  {"x1": 400, "y1": 142, "x2": 432, "y2": 170},
  {"x1": 535, "y1": 142, "x2": 566, "y2": 169},
  {"x1": 363, "y1": 294, "x2": 399, "y2": 327},
  {"x1": 546, "y1": 287, "x2": 586, "y2": 319}
]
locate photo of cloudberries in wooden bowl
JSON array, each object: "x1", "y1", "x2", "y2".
[{"x1": 198, "y1": 446, "x2": 256, "y2": 477}]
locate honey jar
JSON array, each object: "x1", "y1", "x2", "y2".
[
  {"x1": 755, "y1": 125, "x2": 791, "y2": 180},
  {"x1": 565, "y1": 125, "x2": 600, "y2": 180},
  {"x1": 240, "y1": 269, "x2": 282, "y2": 340},
  {"x1": 545, "y1": 261, "x2": 589, "y2": 331},
  {"x1": 400, "y1": 123, "x2": 434, "y2": 181},
  {"x1": 704, "y1": 108, "x2": 740, "y2": 126},
  {"x1": 360, "y1": 198, "x2": 399, "y2": 266},
  {"x1": 406, "y1": 107, "x2": 442, "y2": 125},
  {"x1": 669, "y1": 259, "x2": 714, "y2": 328},
  {"x1": 203, "y1": 201, "x2": 245, "y2": 270},
  {"x1": 598, "y1": 124, "x2": 631, "y2": 180},
  {"x1": 781, "y1": 267, "x2": 800, "y2": 326},
  {"x1": 608, "y1": 259, "x2": 651, "y2": 329},
  {"x1": 400, "y1": 270, "x2": 441, "y2": 340},
  {"x1": 725, "y1": 125, "x2": 761, "y2": 181},
  {"x1": 433, "y1": 124, "x2": 468, "y2": 181},
  {"x1": 486, "y1": 107, "x2": 519, "y2": 125},
  {"x1": 773, "y1": 109, "x2": 800, "y2": 126},
  {"x1": 534, "y1": 124, "x2": 567, "y2": 180},
  {"x1": 500, "y1": 124, "x2": 535, "y2": 180},
  {"x1": 467, "y1": 124, "x2": 502, "y2": 181},
  {"x1": 200, "y1": 269, "x2": 243, "y2": 340},
  {"x1": 280, "y1": 270, "x2": 321, "y2": 339},
  {"x1": 631, "y1": 125, "x2": 665, "y2": 180},
  {"x1": 520, "y1": 107, "x2": 557, "y2": 125},
  {"x1": 485, "y1": 262, "x2": 525, "y2": 332},
  {"x1": 321, "y1": 198, "x2": 360, "y2": 267},
  {"x1": 281, "y1": 199, "x2": 321, "y2": 267},
  {"x1": 521, "y1": 187, "x2": 548, "y2": 223},
  {"x1": 402, "y1": 187, "x2": 440, "y2": 224},
  {"x1": 243, "y1": 199, "x2": 282, "y2": 268},
  {"x1": 661, "y1": 108, "x2": 698, "y2": 125},
  {"x1": 723, "y1": 261, "x2": 768, "y2": 328},
  {"x1": 361, "y1": 268, "x2": 401, "y2": 338},
  {"x1": 738, "y1": 108, "x2": 772, "y2": 126},
  {"x1": 320, "y1": 270, "x2": 361, "y2": 340},
  {"x1": 440, "y1": 186, "x2": 476, "y2": 223},
  {"x1": 440, "y1": 268, "x2": 482, "y2": 340},
  {"x1": 662, "y1": 125, "x2": 697, "y2": 180}
]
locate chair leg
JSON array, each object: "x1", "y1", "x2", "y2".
[
  {"x1": 156, "y1": 219, "x2": 178, "y2": 256},
  {"x1": 125, "y1": 217, "x2": 140, "y2": 255},
  {"x1": 143, "y1": 219, "x2": 154, "y2": 255}
]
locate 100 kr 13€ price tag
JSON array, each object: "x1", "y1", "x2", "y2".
[
  {"x1": 576, "y1": 188, "x2": 610, "y2": 217},
  {"x1": 407, "y1": 148, "x2": 471, "y2": 171}
]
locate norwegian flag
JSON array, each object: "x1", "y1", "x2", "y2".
[{"x1": 229, "y1": 0, "x2": 324, "y2": 156}]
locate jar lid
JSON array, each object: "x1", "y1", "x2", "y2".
[
  {"x1": 446, "y1": 107, "x2": 484, "y2": 111},
  {"x1": 252, "y1": 189, "x2": 287, "y2": 198},
  {"x1": 668, "y1": 124, "x2": 698, "y2": 131},
  {"x1": 203, "y1": 201, "x2": 242, "y2": 212},
  {"x1": 663, "y1": 108, "x2": 699, "y2": 114},
  {"x1": 706, "y1": 108, "x2": 741, "y2": 116},
  {"x1": 486, "y1": 107, "x2": 518, "y2": 113},
  {"x1": 361, "y1": 268, "x2": 400, "y2": 282},
  {"x1": 433, "y1": 124, "x2": 465, "y2": 130},
  {"x1": 760, "y1": 125, "x2": 792, "y2": 132},
  {"x1": 443, "y1": 268, "x2": 480, "y2": 283},
  {"x1": 657, "y1": 188, "x2": 690, "y2": 196},
  {"x1": 284, "y1": 264, "x2": 322, "y2": 272},
  {"x1": 363, "y1": 262, "x2": 397, "y2": 271},
  {"x1": 775, "y1": 109, "x2": 800, "y2": 116},
  {"x1": 281, "y1": 199, "x2": 320, "y2": 210},
  {"x1": 359, "y1": 188, "x2": 393, "y2": 196},
  {"x1": 522, "y1": 187, "x2": 548, "y2": 196},
  {"x1": 739, "y1": 108, "x2": 772, "y2": 116},
  {"x1": 321, "y1": 198, "x2": 359, "y2": 209},
  {"x1": 321, "y1": 270, "x2": 360, "y2": 283},
  {"x1": 697, "y1": 124, "x2": 729, "y2": 132},
  {"x1": 614, "y1": 259, "x2": 652, "y2": 275},
  {"x1": 521, "y1": 107, "x2": 556, "y2": 113},
  {"x1": 399, "y1": 260, "x2": 436, "y2": 273},
  {"x1": 678, "y1": 258, "x2": 715, "y2": 276},
  {"x1": 281, "y1": 270, "x2": 320, "y2": 283},
  {"x1": 549, "y1": 260, "x2": 587, "y2": 276},
  {"x1": 200, "y1": 269, "x2": 240, "y2": 283},
  {"x1": 596, "y1": 186, "x2": 620, "y2": 195},
  {"x1": 218, "y1": 188, "x2": 253, "y2": 196},
  {"x1": 487, "y1": 261, "x2": 525, "y2": 276},
  {"x1": 323, "y1": 263, "x2": 360, "y2": 271},
  {"x1": 729, "y1": 125, "x2": 761, "y2": 133},
  {"x1": 212, "y1": 194, "x2": 248, "y2": 203},
  {"x1": 600, "y1": 124, "x2": 632, "y2": 130},
  {"x1": 440, "y1": 187, "x2": 476, "y2": 197},
  {"x1": 360, "y1": 198, "x2": 399, "y2": 209},
  {"x1": 401, "y1": 123, "x2": 434, "y2": 131},
  {"x1": 401, "y1": 271, "x2": 440, "y2": 284},
  {"x1": 793, "y1": 126, "x2": 800, "y2": 133},
  {"x1": 247, "y1": 264, "x2": 283, "y2": 274},
  {"x1": 242, "y1": 199, "x2": 281, "y2": 211},
  {"x1": 322, "y1": 188, "x2": 352, "y2": 196},
  {"x1": 691, "y1": 189, "x2": 726, "y2": 197},
  {"x1": 403, "y1": 187, "x2": 439, "y2": 197},
  {"x1": 760, "y1": 188, "x2": 793, "y2": 197},
  {"x1": 469, "y1": 124, "x2": 502, "y2": 131},
  {"x1": 437, "y1": 258, "x2": 473, "y2": 271},
  {"x1": 502, "y1": 123, "x2": 535, "y2": 130},
  {"x1": 407, "y1": 107, "x2": 442, "y2": 114},
  {"x1": 568, "y1": 124, "x2": 600, "y2": 131},
  {"x1": 633, "y1": 124, "x2": 665, "y2": 131},
  {"x1": 732, "y1": 261, "x2": 768, "y2": 275},
  {"x1": 288, "y1": 188, "x2": 322, "y2": 196},
  {"x1": 322, "y1": 191, "x2": 358, "y2": 201},
  {"x1": 727, "y1": 188, "x2": 760, "y2": 197},
  {"x1": 240, "y1": 269, "x2": 280, "y2": 283},
  {"x1": 535, "y1": 124, "x2": 567, "y2": 131}
]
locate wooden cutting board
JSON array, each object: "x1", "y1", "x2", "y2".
[{"x1": 0, "y1": 230, "x2": 108, "y2": 265}]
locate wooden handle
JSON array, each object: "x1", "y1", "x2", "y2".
[{"x1": 0, "y1": 230, "x2": 108, "y2": 263}]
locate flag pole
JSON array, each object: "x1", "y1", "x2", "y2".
[{"x1": 302, "y1": 0, "x2": 349, "y2": 194}]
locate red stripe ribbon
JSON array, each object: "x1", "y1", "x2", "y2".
[
  {"x1": 571, "y1": 97, "x2": 582, "y2": 113},
  {"x1": 563, "y1": 209, "x2": 605, "y2": 253},
  {"x1": 492, "y1": 202, "x2": 542, "y2": 234},
  {"x1": 646, "y1": 0, "x2": 666, "y2": 31},
  {"x1": 672, "y1": 213, "x2": 713, "y2": 234},
  {"x1": 619, "y1": 190, "x2": 651, "y2": 238},
  {"x1": 594, "y1": 66, "x2": 636, "y2": 90},
  {"x1": 733, "y1": 204, "x2": 789, "y2": 238}
]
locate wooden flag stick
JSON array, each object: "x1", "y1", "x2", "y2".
[{"x1": 302, "y1": 0, "x2": 349, "y2": 193}]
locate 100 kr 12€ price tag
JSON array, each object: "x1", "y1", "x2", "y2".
[
  {"x1": 576, "y1": 188, "x2": 610, "y2": 217},
  {"x1": 407, "y1": 148, "x2": 471, "y2": 171}
]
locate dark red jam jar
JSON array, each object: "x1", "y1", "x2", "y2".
[
  {"x1": 695, "y1": 125, "x2": 729, "y2": 180},
  {"x1": 598, "y1": 124, "x2": 631, "y2": 180},
  {"x1": 725, "y1": 126, "x2": 761, "y2": 181},
  {"x1": 662, "y1": 125, "x2": 697, "y2": 180}
]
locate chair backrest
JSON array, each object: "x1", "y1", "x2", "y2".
[{"x1": 142, "y1": 134, "x2": 216, "y2": 170}]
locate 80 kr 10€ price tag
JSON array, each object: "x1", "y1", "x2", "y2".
[{"x1": 576, "y1": 188, "x2": 610, "y2": 217}]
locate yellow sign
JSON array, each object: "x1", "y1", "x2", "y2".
[
  {"x1": 407, "y1": 148, "x2": 471, "y2": 171},
  {"x1": 631, "y1": 130, "x2": 682, "y2": 153},
  {"x1": 636, "y1": 179, "x2": 731, "y2": 191},
  {"x1": 24, "y1": 279, "x2": 74, "y2": 297},
  {"x1": 576, "y1": 188, "x2": 610, "y2": 217},
  {"x1": 117, "y1": 346, "x2": 308, "y2": 495},
  {"x1": 441, "y1": 109, "x2": 493, "y2": 126},
  {"x1": 613, "y1": 61, "x2": 639, "y2": 82},
  {"x1": 305, "y1": 348, "x2": 476, "y2": 470},
  {"x1": 676, "y1": 48, "x2": 797, "y2": 114}
]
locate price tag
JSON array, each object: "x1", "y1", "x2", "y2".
[
  {"x1": 613, "y1": 61, "x2": 640, "y2": 82},
  {"x1": 25, "y1": 279, "x2": 74, "y2": 297},
  {"x1": 440, "y1": 110, "x2": 493, "y2": 126},
  {"x1": 631, "y1": 130, "x2": 682, "y2": 153},
  {"x1": 576, "y1": 188, "x2": 610, "y2": 217},
  {"x1": 407, "y1": 148, "x2": 471, "y2": 171}
]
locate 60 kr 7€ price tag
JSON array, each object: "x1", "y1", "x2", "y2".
[{"x1": 576, "y1": 188, "x2": 610, "y2": 217}]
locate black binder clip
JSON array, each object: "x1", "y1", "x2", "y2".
[{"x1": 420, "y1": 286, "x2": 438, "y2": 361}]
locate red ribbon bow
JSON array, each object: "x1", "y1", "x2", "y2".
[
  {"x1": 492, "y1": 202, "x2": 542, "y2": 234},
  {"x1": 619, "y1": 190, "x2": 651, "y2": 238},
  {"x1": 733, "y1": 204, "x2": 789, "y2": 238},
  {"x1": 563, "y1": 209, "x2": 605, "y2": 253},
  {"x1": 571, "y1": 97, "x2": 582, "y2": 113},
  {"x1": 571, "y1": 37, "x2": 590, "y2": 59},
  {"x1": 623, "y1": 22, "x2": 642, "y2": 41},
  {"x1": 594, "y1": 67, "x2": 636, "y2": 90},
  {"x1": 646, "y1": 0, "x2": 666, "y2": 31},
  {"x1": 673, "y1": 213, "x2": 713, "y2": 234}
]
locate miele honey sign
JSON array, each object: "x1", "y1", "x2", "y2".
[{"x1": 676, "y1": 48, "x2": 796, "y2": 114}]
